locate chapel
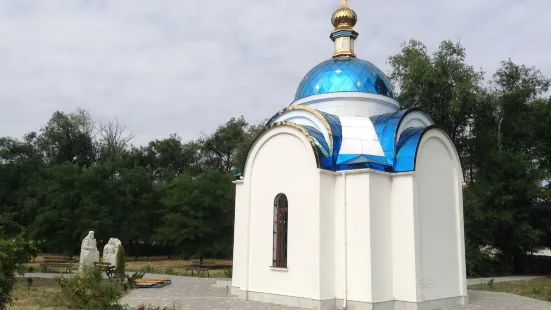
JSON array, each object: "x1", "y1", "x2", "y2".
[{"x1": 230, "y1": 1, "x2": 468, "y2": 309}]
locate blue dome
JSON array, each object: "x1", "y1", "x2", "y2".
[{"x1": 295, "y1": 58, "x2": 395, "y2": 101}]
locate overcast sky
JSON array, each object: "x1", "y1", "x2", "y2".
[{"x1": 0, "y1": 0, "x2": 549, "y2": 145}]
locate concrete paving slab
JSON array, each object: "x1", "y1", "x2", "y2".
[{"x1": 23, "y1": 273, "x2": 551, "y2": 309}]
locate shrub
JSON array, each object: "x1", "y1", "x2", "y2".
[
  {"x1": 487, "y1": 279, "x2": 495, "y2": 289},
  {"x1": 55, "y1": 265, "x2": 123, "y2": 309},
  {"x1": 116, "y1": 245, "x2": 126, "y2": 275},
  {"x1": 141, "y1": 265, "x2": 153, "y2": 273},
  {"x1": 128, "y1": 272, "x2": 145, "y2": 288},
  {"x1": 223, "y1": 268, "x2": 232, "y2": 278},
  {"x1": 0, "y1": 216, "x2": 38, "y2": 310}
]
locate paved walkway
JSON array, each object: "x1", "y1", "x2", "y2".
[
  {"x1": 23, "y1": 273, "x2": 551, "y2": 309},
  {"x1": 467, "y1": 275, "x2": 544, "y2": 285}
]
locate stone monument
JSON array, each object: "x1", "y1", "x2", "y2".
[
  {"x1": 79, "y1": 230, "x2": 100, "y2": 272},
  {"x1": 102, "y1": 238, "x2": 122, "y2": 267}
]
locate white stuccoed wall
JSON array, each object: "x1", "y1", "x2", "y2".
[
  {"x1": 331, "y1": 171, "x2": 394, "y2": 306},
  {"x1": 333, "y1": 175, "x2": 345, "y2": 301},
  {"x1": 237, "y1": 126, "x2": 322, "y2": 302},
  {"x1": 391, "y1": 173, "x2": 419, "y2": 302},
  {"x1": 414, "y1": 130, "x2": 467, "y2": 302},
  {"x1": 342, "y1": 172, "x2": 373, "y2": 303},
  {"x1": 231, "y1": 181, "x2": 247, "y2": 295},
  {"x1": 319, "y1": 172, "x2": 336, "y2": 300},
  {"x1": 369, "y1": 172, "x2": 393, "y2": 303}
]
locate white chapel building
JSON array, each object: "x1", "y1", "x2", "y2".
[{"x1": 231, "y1": 1, "x2": 468, "y2": 309}]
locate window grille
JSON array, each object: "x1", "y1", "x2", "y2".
[{"x1": 273, "y1": 193, "x2": 288, "y2": 267}]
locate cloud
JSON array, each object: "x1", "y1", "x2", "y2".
[{"x1": 0, "y1": 0, "x2": 549, "y2": 145}]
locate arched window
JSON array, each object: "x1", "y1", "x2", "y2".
[{"x1": 273, "y1": 193, "x2": 288, "y2": 268}]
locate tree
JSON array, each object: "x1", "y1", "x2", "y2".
[
  {"x1": 156, "y1": 169, "x2": 234, "y2": 258},
  {"x1": 36, "y1": 109, "x2": 96, "y2": 167},
  {"x1": 388, "y1": 40, "x2": 484, "y2": 182},
  {"x1": 115, "y1": 245, "x2": 125, "y2": 275},
  {"x1": 468, "y1": 60, "x2": 551, "y2": 273},
  {"x1": 97, "y1": 117, "x2": 135, "y2": 162},
  {"x1": 200, "y1": 116, "x2": 250, "y2": 174},
  {"x1": 141, "y1": 134, "x2": 202, "y2": 182},
  {"x1": 0, "y1": 134, "x2": 44, "y2": 227},
  {"x1": 26, "y1": 163, "x2": 83, "y2": 254},
  {"x1": 234, "y1": 121, "x2": 267, "y2": 173}
]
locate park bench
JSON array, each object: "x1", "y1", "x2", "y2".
[
  {"x1": 112, "y1": 272, "x2": 134, "y2": 288},
  {"x1": 40, "y1": 255, "x2": 75, "y2": 273},
  {"x1": 94, "y1": 262, "x2": 116, "y2": 278},
  {"x1": 184, "y1": 261, "x2": 216, "y2": 277},
  {"x1": 93, "y1": 262, "x2": 134, "y2": 288}
]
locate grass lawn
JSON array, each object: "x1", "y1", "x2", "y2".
[
  {"x1": 25, "y1": 254, "x2": 233, "y2": 278},
  {"x1": 124, "y1": 258, "x2": 232, "y2": 278},
  {"x1": 8, "y1": 278, "x2": 70, "y2": 310},
  {"x1": 469, "y1": 277, "x2": 551, "y2": 302}
]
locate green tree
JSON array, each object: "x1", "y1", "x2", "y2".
[
  {"x1": 200, "y1": 116, "x2": 250, "y2": 174},
  {"x1": 468, "y1": 60, "x2": 551, "y2": 273},
  {"x1": 156, "y1": 169, "x2": 234, "y2": 258},
  {"x1": 389, "y1": 40, "x2": 484, "y2": 144},
  {"x1": 115, "y1": 245, "x2": 125, "y2": 275},
  {"x1": 234, "y1": 121, "x2": 267, "y2": 173},
  {"x1": 36, "y1": 109, "x2": 96, "y2": 167},
  {"x1": 27, "y1": 163, "x2": 83, "y2": 254},
  {"x1": 389, "y1": 40, "x2": 485, "y2": 184}
]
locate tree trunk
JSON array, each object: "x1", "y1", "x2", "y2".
[{"x1": 512, "y1": 248, "x2": 526, "y2": 274}]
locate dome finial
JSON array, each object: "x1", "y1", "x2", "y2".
[
  {"x1": 340, "y1": 0, "x2": 349, "y2": 9},
  {"x1": 331, "y1": 0, "x2": 357, "y2": 31},
  {"x1": 330, "y1": 0, "x2": 359, "y2": 59}
]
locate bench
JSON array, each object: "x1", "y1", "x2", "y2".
[
  {"x1": 93, "y1": 262, "x2": 134, "y2": 288},
  {"x1": 94, "y1": 262, "x2": 116, "y2": 278},
  {"x1": 40, "y1": 256, "x2": 74, "y2": 273},
  {"x1": 184, "y1": 261, "x2": 216, "y2": 277},
  {"x1": 112, "y1": 272, "x2": 134, "y2": 288}
]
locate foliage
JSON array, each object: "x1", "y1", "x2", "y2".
[
  {"x1": 164, "y1": 267, "x2": 177, "y2": 275},
  {"x1": 55, "y1": 265, "x2": 123, "y2": 309},
  {"x1": 116, "y1": 245, "x2": 126, "y2": 275},
  {"x1": 223, "y1": 268, "x2": 233, "y2": 278},
  {"x1": 0, "y1": 215, "x2": 38, "y2": 310},
  {"x1": 156, "y1": 169, "x2": 235, "y2": 258},
  {"x1": 122, "y1": 272, "x2": 145, "y2": 289},
  {"x1": 469, "y1": 277, "x2": 551, "y2": 302},
  {"x1": 0, "y1": 110, "x2": 259, "y2": 259}
]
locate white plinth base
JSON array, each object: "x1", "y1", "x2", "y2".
[{"x1": 231, "y1": 287, "x2": 468, "y2": 310}]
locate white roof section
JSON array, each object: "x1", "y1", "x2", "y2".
[{"x1": 339, "y1": 117, "x2": 384, "y2": 157}]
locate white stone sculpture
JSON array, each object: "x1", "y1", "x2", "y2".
[
  {"x1": 102, "y1": 238, "x2": 122, "y2": 267},
  {"x1": 79, "y1": 231, "x2": 100, "y2": 272}
]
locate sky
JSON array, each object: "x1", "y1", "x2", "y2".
[{"x1": 0, "y1": 0, "x2": 549, "y2": 145}]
